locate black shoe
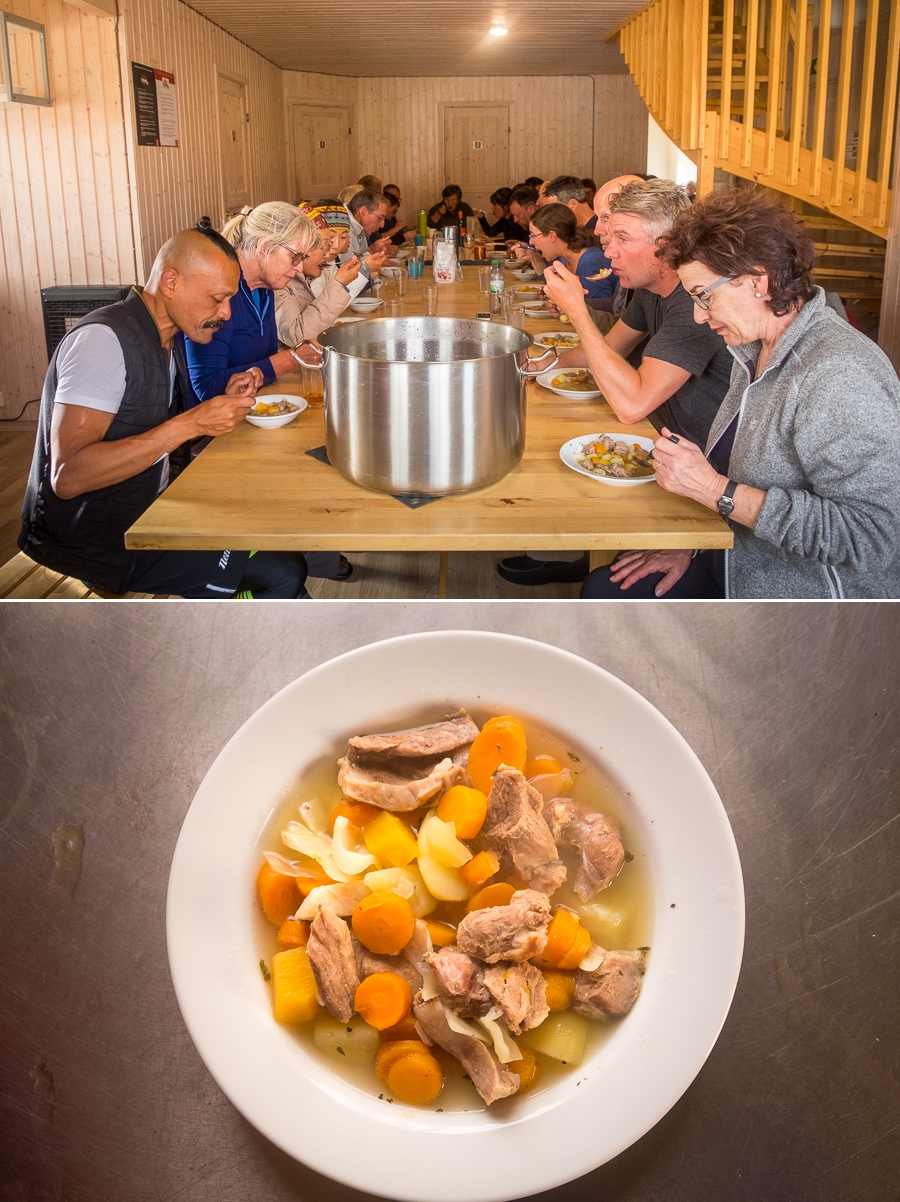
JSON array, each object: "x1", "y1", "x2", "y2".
[
  {"x1": 327, "y1": 555, "x2": 354, "y2": 581},
  {"x1": 497, "y1": 554, "x2": 590, "y2": 586}
]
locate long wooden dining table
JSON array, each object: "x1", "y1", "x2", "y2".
[{"x1": 125, "y1": 265, "x2": 731, "y2": 594}]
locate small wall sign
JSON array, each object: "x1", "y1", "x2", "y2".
[{"x1": 473, "y1": 140, "x2": 483, "y2": 149}]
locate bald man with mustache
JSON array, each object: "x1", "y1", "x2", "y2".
[{"x1": 19, "y1": 223, "x2": 309, "y2": 598}]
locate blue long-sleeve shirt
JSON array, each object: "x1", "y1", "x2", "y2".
[
  {"x1": 550, "y1": 245, "x2": 616, "y2": 300},
  {"x1": 184, "y1": 274, "x2": 278, "y2": 402}
]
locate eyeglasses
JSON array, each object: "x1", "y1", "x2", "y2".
[
  {"x1": 277, "y1": 244, "x2": 308, "y2": 266},
  {"x1": 692, "y1": 275, "x2": 733, "y2": 310}
]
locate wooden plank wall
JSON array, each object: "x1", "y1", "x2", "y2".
[
  {"x1": 0, "y1": 0, "x2": 136, "y2": 414},
  {"x1": 592, "y1": 74, "x2": 649, "y2": 182},
  {"x1": 348, "y1": 76, "x2": 597, "y2": 223},
  {"x1": 119, "y1": 0, "x2": 287, "y2": 277}
]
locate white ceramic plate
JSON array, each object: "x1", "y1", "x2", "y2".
[
  {"x1": 534, "y1": 332, "x2": 581, "y2": 350},
  {"x1": 244, "y1": 394, "x2": 308, "y2": 428},
  {"x1": 167, "y1": 632, "x2": 744, "y2": 1202},
  {"x1": 560, "y1": 433, "x2": 658, "y2": 487},
  {"x1": 537, "y1": 368, "x2": 603, "y2": 399}
]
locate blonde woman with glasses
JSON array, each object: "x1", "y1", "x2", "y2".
[{"x1": 184, "y1": 202, "x2": 320, "y2": 404}]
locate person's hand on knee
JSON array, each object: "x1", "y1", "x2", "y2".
[{"x1": 608, "y1": 549, "x2": 693, "y2": 596}]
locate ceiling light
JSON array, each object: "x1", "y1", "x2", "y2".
[{"x1": 489, "y1": 23, "x2": 508, "y2": 36}]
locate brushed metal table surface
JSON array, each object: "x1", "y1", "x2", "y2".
[{"x1": 1, "y1": 603, "x2": 898, "y2": 1202}]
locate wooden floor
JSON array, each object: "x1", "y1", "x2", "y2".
[
  {"x1": 0, "y1": 430, "x2": 580, "y2": 599},
  {"x1": 0, "y1": 431, "x2": 34, "y2": 566}
]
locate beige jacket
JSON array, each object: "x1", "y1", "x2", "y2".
[{"x1": 274, "y1": 274, "x2": 349, "y2": 347}]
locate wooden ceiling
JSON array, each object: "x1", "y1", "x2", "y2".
[{"x1": 181, "y1": 0, "x2": 643, "y2": 76}]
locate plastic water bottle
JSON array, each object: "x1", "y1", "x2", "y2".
[
  {"x1": 489, "y1": 258, "x2": 505, "y2": 314},
  {"x1": 417, "y1": 209, "x2": 428, "y2": 239}
]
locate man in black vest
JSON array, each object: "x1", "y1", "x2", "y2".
[{"x1": 19, "y1": 225, "x2": 308, "y2": 598}]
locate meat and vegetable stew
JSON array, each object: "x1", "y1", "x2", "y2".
[{"x1": 256, "y1": 710, "x2": 651, "y2": 1110}]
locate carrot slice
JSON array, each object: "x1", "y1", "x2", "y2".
[
  {"x1": 376, "y1": 1039, "x2": 430, "y2": 1083},
  {"x1": 352, "y1": 890, "x2": 417, "y2": 955},
  {"x1": 459, "y1": 850, "x2": 500, "y2": 888},
  {"x1": 386, "y1": 1051, "x2": 444, "y2": 1105},
  {"x1": 354, "y1": 972, "x2": 412, "y2": 1030},
  {"x1": 329, "y1": 799, "x2": 380, "y2": 832},
  {"x1": 508, "y1": 1045, "x2": 539, "y2": 1092},
  {"x1": 532, "y1": 908, "x2": 581, "y2": 968},
  {"x1": 525, "y1": 755, "x2": 562, "y2": 777},
  {"x1": 541, "y1": 969, "x2": 576, "y2": 1011},
  {"x1": 363, "y1": 810, "x2": 419, "y2": 868},
  {"x1": 424, "y1": 919, "x2": 458, "y2": 947},
  {"x1": 557, "y1": 925, "x2": 592, "y2": 970},
  {"x1": 466, "y1": 717, "x2": 528, "y2": 794},
  {"x1": 465, "y1": 881, "x2": 516, "y2": 913},
  {"x1": 379, "y1": 1014, "x2": 420, "y2": 1042},
  {"x1": 436, "y1": 785, "x2": 488, "y2": 839},
  {"x1": 257, "y1": 862, "x2": 301, "y2": 925},
  {"x1": 276, "y1": 919, "x2": 310, "y2": 948}
]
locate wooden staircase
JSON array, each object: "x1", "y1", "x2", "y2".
[{"x1": 608, "y1": 0, "x2": 899, "y2": 239}]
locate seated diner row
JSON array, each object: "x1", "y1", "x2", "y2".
[
  {"x1": 499, "y1": 179, "x2": 734, "y2": 587},
  {"x1": 576, "y1": 187, "x2": 900, "y2": 599},
  {"x1": 18, "y1": 225, "x2": 309, "y2": 598}
]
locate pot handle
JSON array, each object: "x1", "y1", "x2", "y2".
[
  {"x1": 291, "y1": 340, "x2": 325, "y2": 369},
  {"x1": 521, "y1": 346, "x2": 559, "y2": 377}
]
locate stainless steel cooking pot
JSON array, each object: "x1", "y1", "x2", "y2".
[{"x1": 300, "y1": 317, "x2": 555, "y2": 496}]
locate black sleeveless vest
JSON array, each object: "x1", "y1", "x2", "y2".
[{"x1": 18, "y1": 289, "x2": 191, "y2": 593}]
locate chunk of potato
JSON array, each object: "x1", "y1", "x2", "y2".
[
  {"x1": 364, "y1": 810, "x2": 419, "y2": 868},
  {"x1": 521, "y1": 1010, "x2": 589, "y2": 1066},
  {"x1": 417, "y1": 852, "x2": 474, "y2": 902},
  {"x1": 271, "y1": 947, "x2": 319, "y2": 1025},
  {"x1": 417, "y1": 812, "x2": 472, "y2": 869},
  {"x1": 578, "y1": 900, "x2": 629, "y2": 948},
  {"x1": 313, "y1": 1013, "x2": 380, "y2": 1059},
  {"x1": 363, "y1": 865, "x2": 437, "y2": 917}
]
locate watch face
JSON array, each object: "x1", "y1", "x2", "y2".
[{"x1": 717, "y1": 497, "x2": 735, "y2": 517}]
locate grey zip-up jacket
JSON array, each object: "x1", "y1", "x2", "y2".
[{"x1": 706, "y1": 288, "x2": 900, "y2": 598}]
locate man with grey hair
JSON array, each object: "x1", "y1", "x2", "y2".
[
  {"x1": 346, "y1": 188, "x2": 392, "y2": 259},
  {"x1": 498, "y1": 178, "x2": 733, "y2": 587}
]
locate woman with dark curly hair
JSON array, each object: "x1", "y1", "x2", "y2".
[{"x1": 582, "y1": 186, "x2": 900, "y2": 599}]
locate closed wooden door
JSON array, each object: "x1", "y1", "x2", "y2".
[
  {"x1": 217, "y1": 74, "x2": 250, "y2": 213},
  {"x1": 443, "y1": 105, "x2": 510, "y2": 216},
  {"x1": 292, "y1": 105, "x2": 351, "y2": 202}
]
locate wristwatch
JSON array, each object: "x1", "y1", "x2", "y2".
[{"x1": 716, "y1": 479, "x2": 738, "y2": 517}]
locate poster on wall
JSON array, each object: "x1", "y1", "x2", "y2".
[{"x1": 131, "y1": 62, "x2": 179, "y2": 148}]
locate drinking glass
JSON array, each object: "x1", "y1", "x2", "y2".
[
  {"x1": 298, "y1": 364, "x2": 324, "y2": 409},
  {"x1": 395, "y1": 264, "x2": 408, "y2": 295},
  {"x1": 425, "y1": 285, "x2": 438, "y2": 316},
  {"x1": 385, "y1": 299, "x2": 400, "y2": 317},
  {"x1": 507, "y1": 303, "x2": 526, "y2": 329},
  {"x1": 478, "y1": 265, "x2": 492, "y2": 294}
]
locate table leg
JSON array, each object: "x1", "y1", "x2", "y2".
[
  {"x1": 438, "y1": 552, "x2": 448, "y2": 598},
  {"x1": 588, "y1": 550, "x2": 616, "y2": 571}
]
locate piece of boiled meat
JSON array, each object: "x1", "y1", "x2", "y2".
[
  {"x1": 547, "y1": 799, "x2": 625, "y2": 901},
  {"x1": 337, "y1": 756, "x2": 467, "y2": 812},
  {"x1": 306, "y1": 908, "x2": 360, "y2": 1023},
  {"x1": 413, "y1": 996, "x2": 519, "y2": 1105},
  {"x1": 348, "y1": 710, "x2": 479, "y2": 759},
  {"x1": 481, "y1": 767, "x2": 566, "y2": 894},
  {"x1": 483, "y1": 962, "x2": 549, "y2": 1034},
  {"x1": 456, "y1": 889, "x2": 551, "y2": 963},
  {"x1": 350, "y1": 933, "x2": 422, "y2": 991},
  {"x1": 427, "y1": 947, "x2": 493, "y2": 1017},
  {"x1": 573, "y1": 949, "x2": 645, "y2": 1018}
]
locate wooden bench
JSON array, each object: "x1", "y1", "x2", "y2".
[{"x1": 0, "y1": 552, "x2": 170, "y2": 599}]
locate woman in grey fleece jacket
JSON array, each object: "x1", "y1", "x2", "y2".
[{"x1": 583, "y1": 188, "x2": 900, "y2": 599}]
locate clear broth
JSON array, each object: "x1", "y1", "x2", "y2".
[{"x1": 254, "y1": 707, "x2": 654, "y2": 1113}]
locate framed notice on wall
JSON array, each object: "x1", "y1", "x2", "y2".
[{"x1": 131, "y1": 62, "x2": 180, "y2": 147}]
